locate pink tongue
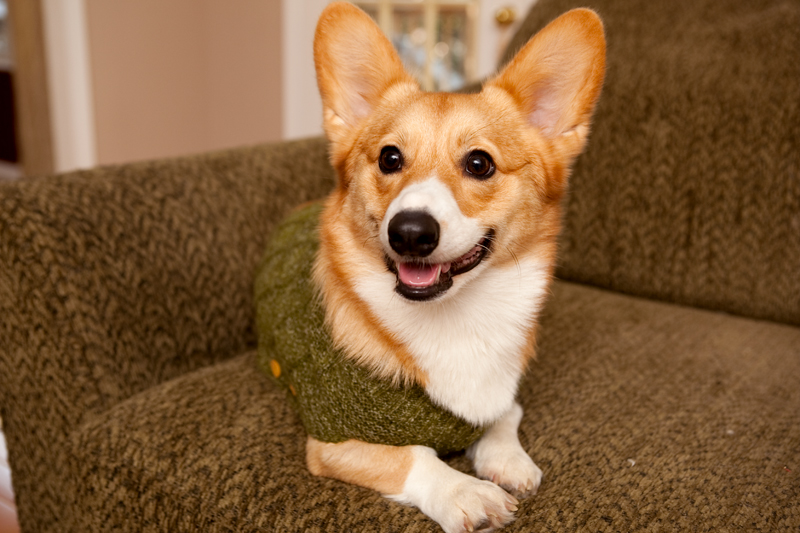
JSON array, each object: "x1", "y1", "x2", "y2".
[{"x1": 397, "y1": 262, "x2": 440, "y2": 288}]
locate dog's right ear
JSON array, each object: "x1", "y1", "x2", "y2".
[{"x1": 314, "y1": 2, "x2": 417, "y2": 150}]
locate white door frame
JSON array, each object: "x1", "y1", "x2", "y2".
[
  {"x1": 281, "y1": 0, "x2": 328, "y2": 140},
  {"x1": 41, "y1": 0, "x2": 96, "y2": 173},
  {"x1": 475, "y1": 0, "x2": 534, "y2": 80}
]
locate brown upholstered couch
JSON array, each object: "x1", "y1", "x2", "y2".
[{"x1": 1, "y1": 0, "x2": 798, "y2": 531}]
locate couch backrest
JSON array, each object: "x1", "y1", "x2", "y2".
[{"x1": 503, "y1": 0, "x2": 800, "y2": 326}]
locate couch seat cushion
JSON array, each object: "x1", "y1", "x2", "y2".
[{"x1": 71, "y1": 281, "x2": 800, "y2": 532}]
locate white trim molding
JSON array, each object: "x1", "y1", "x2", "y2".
[
  {"x1": 281, "y1": 0, "x2": 328, "y2": 140},
  {"x1": 41, "y1": 0, "x2": 96, "y2": 173}
]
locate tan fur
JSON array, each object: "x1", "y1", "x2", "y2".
[
  {"x1": 306, "y1": 436, "x2": 414, "y2": 496},
  {"x1": 313, "y1": 199, "x2": 429, "y2": 386},
  {"x1": 308, "y1": 1, "x2": 605, "y2": 512}
]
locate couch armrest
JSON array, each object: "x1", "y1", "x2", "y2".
[{"x1": 0, "y1": 136, "x2": 333, "y2": 530}]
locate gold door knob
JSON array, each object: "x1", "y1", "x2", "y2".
[{"x1": 495, "y1": 7, "x2": 517, "y2": 26}]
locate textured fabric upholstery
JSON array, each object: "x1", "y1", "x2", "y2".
[
  {"x1": 505, "y1": 0, "x2": 800, "y2": 326},
  {"x1": 70, "y1": 283, "x2": 800, "y2": 531},
  {"x1": 1, "y1": 0, "x2": 798, "y2": 531},
  {"x1": 0, "y1": 138, "x2": 335, "y2": 531}
]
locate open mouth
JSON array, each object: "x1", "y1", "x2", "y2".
[{"x1": 386, "y1": 230, "x2": 495, "y2": 301}]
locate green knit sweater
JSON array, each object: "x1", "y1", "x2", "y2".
[{"x1": 255, "y1": 202, "x2": 485, "y2": 455}]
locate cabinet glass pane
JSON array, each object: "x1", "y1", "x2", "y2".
[
  {"x1": 356, "y1": 1, "x2": 474, "y2": 92},
  {"x1": 391, "y1": 5, "x2": 426, "y2": 82},
  {"x1": 432, "y1": 6, "x2": 469, "y2": 91}
]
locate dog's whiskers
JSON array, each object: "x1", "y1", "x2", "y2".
[{"x1": 506, "y1": 246, "x2": 523, "y2": 286}]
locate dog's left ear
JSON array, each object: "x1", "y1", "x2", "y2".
[
  {"x1": 486, "y1": 9, "x2": 606, "y2": 159},
  {"x1": 314, "y1": 2, "x2": 417, "y2": 151}
]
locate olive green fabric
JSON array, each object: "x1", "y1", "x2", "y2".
[
  {"x1": 254, "y1": 202, "x2": 485, "y2": 454},
  {"x1": 504, "y1": 0, "x2": 800, "y2": 327}
]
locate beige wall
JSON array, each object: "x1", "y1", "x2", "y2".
[{"x1": 85, "y1": 0, "x2": 282, "y2": 166}]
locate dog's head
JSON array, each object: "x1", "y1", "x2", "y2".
[{"x1": 314, "y1": 2, "x2": 605, "y2": 302}]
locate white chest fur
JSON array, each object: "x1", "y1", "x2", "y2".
[{"x1": 354, "y1": 255, "x2": 550, "y2": 426}]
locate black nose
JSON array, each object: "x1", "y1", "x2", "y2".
[{"x1": 388, "y1": 210, "x2": 440, "y2": 257}]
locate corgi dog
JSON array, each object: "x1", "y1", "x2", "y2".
[{"x1": 306, "y1": 3, "x2": 605, "y2": 532}]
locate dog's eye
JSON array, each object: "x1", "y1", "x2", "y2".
[
  {"x1": 379, "y1": 146, "x2": 403, "y2": 174},
  {"x1": 464, "y1": 150, "x2": 495, "y2": 179}
]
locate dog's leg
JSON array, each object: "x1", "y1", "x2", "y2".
[
  {"x1": 467, "y1": 402, "x2": 543, "y2": 498},
  {"x1": 307, "y1": 436, "x2": 518, "y2": 533},
  {"x1": 306, "y1": 436, "x2": 413, "y2": 495}
]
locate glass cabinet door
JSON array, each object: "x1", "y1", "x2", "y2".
[{"x1": 357, "y1": 0, "x2": 476, "y2": 92}]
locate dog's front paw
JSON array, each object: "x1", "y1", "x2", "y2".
[
  {"x1": 471, "y1": 442, "x2": 543, "y2": 499},
  {"x1": 425, "y1": 475, "x2": 518, "y2": 533},
  {"x1": 467, "y1": 403, "x2": 543, "y2": 498},
  {"x1": 390, "y1": 447, "x2": 518, "y2": 533}
]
